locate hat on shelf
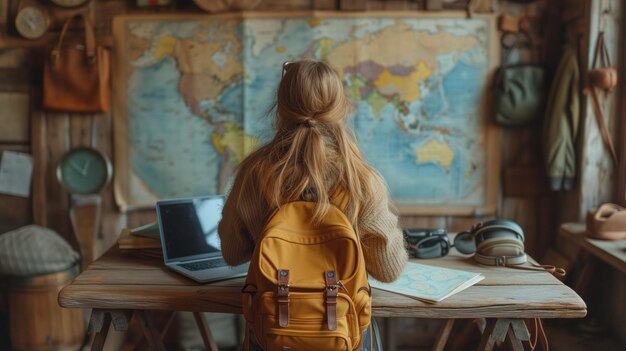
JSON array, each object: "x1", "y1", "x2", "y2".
[{"x1": 586, "y1": 203, "x2": 626, "y2": 240}]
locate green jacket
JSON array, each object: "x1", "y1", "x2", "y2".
[{"x1": 542, "y1": 45, "x2": 580, "y2": 191}]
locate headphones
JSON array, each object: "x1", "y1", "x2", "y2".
[
  {"x1": 403, "y1": 228, "x2": 450, "y2": 259},
  {"x1": 404, "y1": 219, "x2": 527, "y2": 266},
  {"x1": 456, "y1": 219, "x2": 527, "y2": 266}
]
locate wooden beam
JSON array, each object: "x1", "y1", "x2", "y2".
[
  {"x1": 138, "y1": 310, "x2": 167, "y2": 351},
  {"x1": 194, "y1": 312, "x2": 220, "y2": 351},
  {"x1": 340, "y1": 0, "x2": 367, "y2": 11},
  {"x1": 30, "y1": 89, "x2": 47, "y2": 227},
  {"x1": 313, "y1": 0, "x2": 338, "y2": 10}
]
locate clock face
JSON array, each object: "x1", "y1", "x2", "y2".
[
  {"x1": 57, "y1": 147, "x2": 112, "y2": 194},
  {"x1": 49, "y1": 0, "x2": 90, "y2": 8},
  {"x1": 15, "y1": 6, "x2": 49, "y2": 39}
]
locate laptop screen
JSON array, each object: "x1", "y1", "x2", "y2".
[{"x1": 157, "y1": 196, "x2": 224, "y2": 261}]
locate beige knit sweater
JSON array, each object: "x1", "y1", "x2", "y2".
[{"x1": 218, "y1": 173, "x2": 408, "y2": 283}]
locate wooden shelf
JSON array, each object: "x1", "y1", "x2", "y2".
[{"x1": 0, "y1": 33, "x2": 113, "y2": 49}]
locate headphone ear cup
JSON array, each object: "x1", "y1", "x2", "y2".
[
  {"x1": 453, "y1": 231, "x2": 476, "y2": 255},
  {"x1": 477, "y1": 237, "x2": 525, "y2": 257}
]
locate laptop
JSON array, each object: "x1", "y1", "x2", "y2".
[{"x1": 156, "y1": 195, "x2": 248, "y2": 283}]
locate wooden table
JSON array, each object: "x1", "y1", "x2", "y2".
[{"x1": 59, "y1": 246, "x2": 586, "y2": 351}]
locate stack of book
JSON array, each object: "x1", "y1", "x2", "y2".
[{"x1": 117, "y1": 222, "x2": 162, "y2": 258}]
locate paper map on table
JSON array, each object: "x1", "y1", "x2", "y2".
[{"x1": 369, "y1": 262, "x2": 484, "y2": 303}]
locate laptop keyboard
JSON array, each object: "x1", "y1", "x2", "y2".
[{"x1": 178, "y1": 258, "x2": 227, "y2": 271}]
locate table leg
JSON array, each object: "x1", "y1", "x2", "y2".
[
  {"x1": 507, "y1": 319, "x2": 531, "y2": 351},
  {"x1": 138, "y1": 310, "x2": 167, "y2": 351},
  {"x1": 476, "y1": 319, "x2": 531, "y2": 351},
  {"x1": 506, "y1": 328, "x2": 525, "y2": 351},
  {"x1": 89, "y1": 309, "x2": 112, "y2": 351},
  {"x1": 132, "y1": 311, "x2": 175, "y2": 351},
  {"x1": 572, "y1": 253, "x2": 598, "y2": 300},
  {"x1": 110, "y1": 310, "x2": 134, "y2": 331},
  {"x1": 476, "y1": 319, "x2": 510, "y2": 351},
  {"x1": 431, "y1": 319, "x2": 455, "y2": 351},
  {"x1": 193, "y1": 312, "x2": 220, "y2": 351}
]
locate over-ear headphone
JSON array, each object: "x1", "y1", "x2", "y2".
[
  {"x1": 403, "y1": 228, "x2": 450, "y2": 259},
  {"x1": 456, "y1": 219, "x2": 526, "y2": 266}
]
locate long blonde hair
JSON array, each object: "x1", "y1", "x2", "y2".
[{"x1": 235, "y1": 59, "x2": 384, "y2": 225}]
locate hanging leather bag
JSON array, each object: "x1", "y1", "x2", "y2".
[
  {"x1": 493, "y1": 33, "x2": 546, "y2": 127},
  {"x1": 43, "y1": 14, "x2": 110, "y2": 113},
  {"x1": 588, "y1": 32, "x2": 618, "y2": 91}
]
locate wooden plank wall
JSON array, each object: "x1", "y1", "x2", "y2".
[
  {"x1": 578, "y1": 0, "x2": 620, "y2": 217},
  {"x1": 0, "y1": 48, "x2": 31, "y2": 233},
  {"x1": 580, "y1": 0, "x2": 626, "y2": 343},
  {"x1": 0, "y1": 0, "x2": 564, "y2": 263}
]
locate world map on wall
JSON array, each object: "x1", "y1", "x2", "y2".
[{"x1": 113, "y1": 14, "x2": 497, "y2": 213}]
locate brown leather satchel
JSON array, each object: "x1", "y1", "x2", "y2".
[
  {"x1": 43, "y1": 14, "x2": 110, "y2": 113},
  {"x1": 588, "y1": 32, "x2": 618, "y2": 91}
]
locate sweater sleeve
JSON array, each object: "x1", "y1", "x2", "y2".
[
  {"x1": 357, "y1": 180, "x2": 408, "y2": 283},
  {"x1": 218, "y1": 172, "x2": 255, "y2": 266}
]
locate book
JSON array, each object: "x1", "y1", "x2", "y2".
[
  {"x1": 369, "y1": 262, "x2": 484, "y2": 303},
  {"x1": 121, "y1": 248, "x2": 164, "y2": 260},
  {"x1": 118, "y1": 226, "x2": 161, "y2": 250},
  {"x1": 128, "y1": 222, "x2": 160, "y2": 239}
]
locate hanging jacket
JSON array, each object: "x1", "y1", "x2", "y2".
[{"x1": 542, "y1": 44, "x2": 580, "y2": 191}]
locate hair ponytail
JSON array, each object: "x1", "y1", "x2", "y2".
[{"x1": 234, "y1": 60, "x2": 386, "y2": 226}]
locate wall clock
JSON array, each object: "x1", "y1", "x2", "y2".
[
  {"x1": 48, "y1": 0, "x2": 90, "y2": 8},
  {"x1": 14, "y1": 4, "x2": 50, "y2": 39},
  {"x1": 56, "y1": 147, "x2": 112, "y2": 195}
]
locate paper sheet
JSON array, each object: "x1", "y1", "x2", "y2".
[{"x1": 0, "y1": 151, "x2": 33, "y2": 197}]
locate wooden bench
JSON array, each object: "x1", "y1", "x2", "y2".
[{"x1": 559, "y1": 222, "x2": 626, "y2": 298}]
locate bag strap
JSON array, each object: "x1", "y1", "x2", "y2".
[
  {"x1": 589, "y1": 86, "x2": 618, "y2": 165},
  {"x1": 528, "y1": 318, "x2": 549, "y2": 351},
  {"x1": 51, "y1": 14, "x2": 97, "y2": 66},
  {"x1": 324, "y1": 271, "x2": 338, "y2": 331},
  {"x1": 330, "y1": 185, "x2": 350, "y2": 212},
  {"x1": 243, "y1": 320, "x2": 251, "y2": 351},
  {"x1": 277, "y1": 269, "x2": 290, "y2": 328},
  {"x1": 500, "y1": 30, "x2": 535, "y2": 66},
  {"x1": 505, "y1": 262, "x2": 566, "y2": 278},
  {"x1": 592, "y1": 32, "x2": 611, "y2": 69},
  {"x1": 586, "y1": 31, "x2": 618, "y2": 165}
]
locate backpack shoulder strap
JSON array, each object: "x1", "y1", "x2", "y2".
[{"x1": 330, "y1": 186, "x2": 350, "y2": 212}]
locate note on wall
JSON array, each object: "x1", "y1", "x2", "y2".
[{"x1": 0, "y1": 151, "x2": 33, "y2": 197}]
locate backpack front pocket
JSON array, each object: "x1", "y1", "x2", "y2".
[
  {"x1": 265, "y1": 326, "x2": 352, "y2": 351},
  {"x1": 253, "y1": 291, "x2": 358, "y2": 349}
]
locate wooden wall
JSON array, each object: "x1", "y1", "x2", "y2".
[
  {"x1": 5, "y1": 0, "x2": 626, "y2": 348},
  {"x1": 0, "y1": 0, "x2": 568, "y2": 265}
]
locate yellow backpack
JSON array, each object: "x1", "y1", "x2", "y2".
[{"x1": 241, "y1": 191, "x2": 372, "y2": 351}]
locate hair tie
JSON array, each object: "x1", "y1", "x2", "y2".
[{"x1": 300, "y1": 118, "x2": 316, "y2": 128}]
